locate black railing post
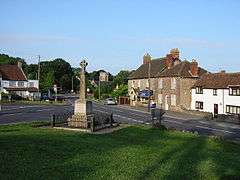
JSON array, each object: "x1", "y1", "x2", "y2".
[
  {"x1": 91, "y1": 115, "x2": 95, "y2": 132},
  {"x1": 51, "y1": 114, "x2": 56, "y2": 127},
  {"x1": 110, "y1": 113, "x2": 114, "y2": 127}
]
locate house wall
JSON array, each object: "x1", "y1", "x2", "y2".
[
  {"x1": 128, "y1": 78, "x2": 157, "y2": 92},
  {"x1": 179, "y1": 78, "x2": 198, "y2": 110},
  {"x1": 28, "y1": 80, "x2": 39, "y2": 88},
  {"x1": 155, "y1": 77, "x2": 198, "y2": 111},
  {"x1": 191, "y1": 88, "x2": 240, "y2": 114},
  {"x1": 2, "y1": 80, "x2": 28, "y2": 88},
  {"x1": 155, "y1": 77, "x2": 180, "y2": 110}
]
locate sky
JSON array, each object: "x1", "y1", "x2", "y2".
[{"x1": 1, "y1": 0, "x2": 240, "y2": 74}]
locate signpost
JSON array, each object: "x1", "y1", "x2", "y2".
[{"x1": 54, "y1": 84, "x2": 57, "y2": 102}]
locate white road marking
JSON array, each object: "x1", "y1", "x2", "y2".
[{"x1": 195, "y1": 125, "x2": 236, "y2": 134}]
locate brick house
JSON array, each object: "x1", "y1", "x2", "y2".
[
  {"x1": 128, "y1": 49, "x2": 207, "y2": 111},
  {"x1": 191, "y1": 72, "x2": 240, "y2": 116},
  {"x1": 0, "y1": 62, "x2": 40, "y2": 100}
]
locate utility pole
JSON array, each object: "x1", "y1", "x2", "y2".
[
  {"x1": 71, "y1": 76, "x2": 74, "y2": 93},
  {"x1": 37, "y1": 55, "x2": 41, "y2": 99},
  {"x1": 148, "y1": 55, "x2": 152, "y2": 112},
  {"x1": 98, "y1": 80, "x2": 101, "y2": 101}
]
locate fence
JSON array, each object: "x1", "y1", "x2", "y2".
[
  {"x1": 51, "y1": 110, "x2": 74, "y2": 127},
  {"x1": 51, "y1": 110, "x2": 115, "y2": 132},
  {"x1": 91, "y1": 111, "x2": 115, "y2": 132}
]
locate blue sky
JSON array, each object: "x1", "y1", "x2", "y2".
[{"x1": 1, "y1": 0, "x2": 240, "y2": 74}]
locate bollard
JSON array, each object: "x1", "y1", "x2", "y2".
[{"x1": 51, "y1": 114, "x2": 56, "y2": 127}]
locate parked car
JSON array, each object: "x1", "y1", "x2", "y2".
[{"x1": 104, "y1": 98, "x2": 117, "y2": 105}]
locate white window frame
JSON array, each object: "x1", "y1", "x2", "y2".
[
  {"x1": 158, "y1": 79, "x2": 163, "y2": 89},
  {"x1": 158, "y1": 94, "x2": 162, "y2": 104},
  {"x1": 171, "y1": 78, "x2": 176, "y2": 90},
  {"x1": 171, "y1": 94, "x2": 176, "y2": 106}
]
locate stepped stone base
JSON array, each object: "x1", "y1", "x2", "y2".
[{"x1": 68, "y1": 113, "x2": 88, "y2": 128}]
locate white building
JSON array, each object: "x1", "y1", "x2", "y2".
[
  {"x1": 191, "y1": 72, "x2": 240, "y2": 116},
  {"x1": 0, "y1": 62, "x2": 40, "y2": 100}
]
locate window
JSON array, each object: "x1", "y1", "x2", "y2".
[
  {"x1": 196, "y1": 87, "x2": 203, "y2": 94},
  {"x1": 137, "y1": 80, "x2": 140, "y2": 88},
  {"x1": 9, "y1": 81, "x2": 16, "y2": 87},
  {"x1": 171, "y1": 78, "x2": 176, "y2": 90},
  {"x1": 158, "y1": 79, "x2": 163, "y2": 89},
  {"x1": 132, "y1": 81, "x2": 135, "y2": 87},
  {"x1": 171, "y1": 94, "x2": 176, "y2": 106},
  {"x1": 146, "y1": 80, "x2": 149, "y2": 88},
  {"x1": 158, "y1": 94, "x2": 162, "y2": 104},
  {"x1": 18, "y1": 81, "x2": 24, "y2": 87},
  {"x1": 213, "y1": 89, "x2": 217, "y2": 96},
  {"x1": 229, "y1": 87, "x2": 240, "y2": 96},
  {"x1": 226, "y1": 105, "x2": 240, "y2": 114},
  {"x1": 29, "y1": 82, "x2": 34, "y2": 87},
  {"x1": 195, "y1": 101, "x2": 203, "y2": 110}
]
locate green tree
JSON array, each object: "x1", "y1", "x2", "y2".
[
  {"x1": 113, "y1": 70, "x2": 131, "y2": 86},
  {"x1": 111, "y1": 84, "x2": 128, "y2": 98},
  {"x1": 40, "y1": 71, "x2": 54, "y2": 92}
]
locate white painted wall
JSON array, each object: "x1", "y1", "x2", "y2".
[
  {"x1": 28, "y1": 80, "x2": 39, "y2": 88},
  {"x1": 191, "y1": 88, "x2": 240, "y2": 114}
]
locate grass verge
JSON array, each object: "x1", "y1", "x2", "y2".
[{"x1": 0, "y1": 122, "x2": 240, "y2": 179}]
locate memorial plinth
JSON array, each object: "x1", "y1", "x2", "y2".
[{"x1": 68, "y1": 60, "x2": 91, "y2": 128}]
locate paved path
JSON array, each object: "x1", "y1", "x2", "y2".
[{"x1": 1, "y1": 100, "x2": 240, "y2": 141}]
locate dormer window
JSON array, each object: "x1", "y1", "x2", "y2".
[
  {"x1": 196, "y1": 86, "x2": 203, "y2": 94},
  {"x1": 229, "y1": 86, "x2": 240, "y2": 96}
]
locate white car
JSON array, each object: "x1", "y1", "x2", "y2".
[{"x1": 104, "y1": 98, "x2": 117, "y2": 105}]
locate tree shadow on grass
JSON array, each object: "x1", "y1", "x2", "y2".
[
  {"x1": 137, "y1": 135, "x2": 207, "y2": 179},
  {"x1": 1, "y1": 125, "x2": 240, "y2": 179},
  {"x1": 0, "y1": 126, "x2": 190, "y2": 179}
]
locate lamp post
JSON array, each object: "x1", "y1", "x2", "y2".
[
  {"x1": 98, "y1": 79, "x2": 101, "y2": 100},
  {"x1": 147, "y1": 54, "x2": 152, "y2": 112}
]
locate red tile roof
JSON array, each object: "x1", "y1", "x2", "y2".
[
  {"x1": 0, "y1": 65, "x2": 27, "y2": 81},
  {"x1": 193, "y1": 72, "x2": 240, "y2": 89},
  {"x1": 157, "y1": 61, "x2": 207, "y2": 78}
]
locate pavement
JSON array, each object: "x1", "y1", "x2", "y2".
[{"x1": 1, "y1": 99, "x2": 240, "y2": 141}]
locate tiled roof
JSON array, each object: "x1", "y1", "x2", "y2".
[
  {"x1": 0, "y1": 65, "x2": 27, "y2": 81},
  {"x1": 193, "y1": 72, "x2": 240, "y2": 89},
  {"x1": 128, "y1": 58, "x2": 166, "y2": 79},
  {"x1": 129, "y1": 58, "x2": 207, "y2": 79},
  {"x1": 157, "y1": 61, "x2": 207, "y2": 78}
]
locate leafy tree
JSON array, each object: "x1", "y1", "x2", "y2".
[
  {"x1": 40, "y1": 71, "x2": 54, "y2": 92},
  {"x1": 0, "y1": 54, "x2": 28, "y2": 74},
  {"x1": 27, "y1": 64, "x2": 38, "y2": 79},
  {"x1": 113, "y1": 70, "x2": 131, "y2": 86},
  {"x1": 111, "y1": 84, "x2": 128, "y2": 98}
]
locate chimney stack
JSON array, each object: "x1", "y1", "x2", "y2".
[
  {"x1": 143, "y1": 53, "x2": 151, "y2": 64},
  {"x1": 190, "y1": 59, "x2": 198, "y2": 77},
  {"x1": 17, "y1": 61, "x2": 22, "y2": 69},
  {"x1": 170, "y1": 48, "x2": 180, "y2": 59},
  {"x1": 165, "y1": 54, "x2": 174, "y2": 69}
]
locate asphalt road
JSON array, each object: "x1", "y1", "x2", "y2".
[{"x1": 1, "y1": 99, "x2": 240, "y2": 141}]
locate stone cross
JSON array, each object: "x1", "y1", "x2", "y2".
[{"x1": 79, "y1": 60, "x2": 88, "y2": 103}]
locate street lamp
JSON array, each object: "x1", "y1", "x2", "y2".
[{"x1": 147, "y1": 53, "x2": 152, "y2": 112}]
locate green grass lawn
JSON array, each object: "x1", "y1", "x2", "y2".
[{"x1": 0, "y1": 123, "x2": 240, "y2": 180}]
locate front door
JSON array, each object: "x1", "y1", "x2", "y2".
[{"x1": 214, "y1": 104, "x2": 218, "y2": 118}]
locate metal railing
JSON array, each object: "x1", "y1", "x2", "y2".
[
  {"x1": 51, "y1": 110, "x2": 74, "y2": 127},
  {"x1": 51, "y1": 110, "x2": 116, "y2": 132}
]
